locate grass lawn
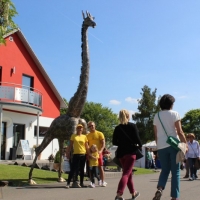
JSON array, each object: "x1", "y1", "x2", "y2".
[{"x1": 0, "y1": 164, "x2": 155, "y2": 186}]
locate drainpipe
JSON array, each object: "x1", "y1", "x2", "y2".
[{"x1": 36, "y1": 112, "x2": 39, "y2": 146}]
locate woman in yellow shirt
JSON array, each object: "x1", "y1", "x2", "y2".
[{"x1": 65, "y1": 124, "x2": 89, "y2": 188}]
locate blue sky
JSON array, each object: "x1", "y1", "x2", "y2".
[{"x1": 12, "y1": 0, "x2": 200, "y2": 118}]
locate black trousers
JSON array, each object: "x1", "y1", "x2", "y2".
[
  {"x1": 89, "y1": 166, "x2": 100, "y2": 184},
  {"x1": 67, "y1": 154, "x2": 86, "y2": 185}
]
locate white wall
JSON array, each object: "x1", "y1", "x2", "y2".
[{"x1": 3, "y1": 111, "x2": 59, "y2": 160}]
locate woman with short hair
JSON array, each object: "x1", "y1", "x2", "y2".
[{"x1": 152, "y1": 94, "x2": 187, "y2": 200}]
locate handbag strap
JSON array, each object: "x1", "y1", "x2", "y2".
[
  {"x1": 119, "y1": 125, "x2": 135, "y2": 146},
  {"x1": 158, "y1": 112, "x2": 169, "y2": 137}
]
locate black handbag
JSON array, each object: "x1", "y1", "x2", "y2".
[
  {"x1": 113, "y1": 156, "x2": 122, "y2": 168},
  {"x1": 119, "y1": 126, "x2": 144, "y2": 160}
]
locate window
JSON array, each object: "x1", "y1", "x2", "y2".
[
  {"x1": 22, "y1": 74, "x2": 33, "y2": 90},
  {"x1": 34, "y1": 126, "x2": 48, "y2": 137}
]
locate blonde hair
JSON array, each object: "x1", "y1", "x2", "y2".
[
  {"x1": 119, "y1": 109, "x2": 130, "y2": 124},
  {"x1": 90, "y1": 144, "x2": 98, "y2": 152}
]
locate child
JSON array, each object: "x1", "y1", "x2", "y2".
[
  {"x1": 102, "y1": 148, "x2": 111, "y2": 170},
  {"x1": 88, "y1": 144, "x2": 100, "y2": 188}
]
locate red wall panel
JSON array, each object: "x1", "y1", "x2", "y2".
[{"x1": 0, "y1": 33, "x2": 60, "y2": 118}]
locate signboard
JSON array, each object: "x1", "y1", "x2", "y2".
[{"x1": 16, "y1": 140, "x2": 32, "y2": 160}]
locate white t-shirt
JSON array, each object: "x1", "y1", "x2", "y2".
[{"x1": 153, "y1": 110, "x2": 180, "y2": 150}]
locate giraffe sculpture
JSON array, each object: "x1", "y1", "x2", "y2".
[{"x1": 28, "y1": 11, "x2": 96, "y2": 184}]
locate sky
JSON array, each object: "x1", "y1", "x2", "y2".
[{"x1": 12, "y1": 0, "x2": 200, "y2": 118}]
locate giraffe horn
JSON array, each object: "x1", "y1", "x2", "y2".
[
  {"x1": 82, "y1": 10, "x2": 85, "y2": 19},
  {"x1": 86, "y1": 10, "x2": 89, "y2": 17}
]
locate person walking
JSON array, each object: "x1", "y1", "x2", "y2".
[
  {"x1": 112, "y1": 109, "x2": 142, "y2": 200},
  {"x1": 152, "y1": 94, "x2": 188, "y2": 200},
  {"x1": 87, "y1": 121, "x2": 107, "y2": 187},
  {"x1": 186, "y1": 133, "x2": 200, "y2": 181},
  {"x1": 65, "y1": 124, "x2": 89, "y2": 188},
  {"x1": 183, "y1": 134, "x2": 190, "y2": 178},
  {"x1": 146, "y1": 148, "x2": 153, "y2": 169}
]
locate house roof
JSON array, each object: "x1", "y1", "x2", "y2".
[{"x1": 3, "y1": 29, "x2": 67, "y2": 109}]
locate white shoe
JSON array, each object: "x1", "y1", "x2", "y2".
[
  {"x1": 102, "y1": 182, "x2": 107, "y2": 187},
  {"x1": 98, "y1": 180, "x2": 102, "y2": 186},
  {"x1": 89, "y1": 182, "x2": 95, "y2": 188}
]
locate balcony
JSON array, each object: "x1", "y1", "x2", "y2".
[{"x1": 0, "y1": 82, "x2": 43, "y2": 114}]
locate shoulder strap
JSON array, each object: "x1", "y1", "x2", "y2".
[
  {"x1": 158, "y1": 112, "x2": 169, "y2": 137},
  {"x1": 119, "y1": 125, "x2": 134, "y2": 145}
]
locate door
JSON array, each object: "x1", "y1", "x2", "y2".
[
  {"x1": 13, "y1": 124, "x2": 25, "y2": 148},
  {"x1": 1, "y1": 122, "x2": 6, "y2": 160}
]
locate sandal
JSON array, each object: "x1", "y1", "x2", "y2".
[
  {"x1": 131, "y1": 191, "x2": 140, "y2": 199},
  {"x1": 152, "y1": 189, "x2": 162, "y2": 200}
]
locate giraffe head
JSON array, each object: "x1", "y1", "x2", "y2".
[{"x1": 82, "y1": 11, "x2": 96, "y2": 28}]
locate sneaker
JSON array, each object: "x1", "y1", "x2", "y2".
[
  {"x1": 65, "y1": 184, "x2": 70, "y2": 189},
  {"x1": 131, "y1": 191, "x2": 140, "y2": 200},
  {"x1": 102, "y1": 182, "x2": 107, "y2": 187},
  {"x1": 98, "y1": 180, "x2": 102, "y2": 186},
  {"x1": 152, "y1": 189, "x2": 162, "y2": 200},
  {"x1": 89, "y1": 182, "x2": 95, "y2": 188},
  {"x1": 189, "y1": 177, "x2": 194, "y2": 181},
  {"x1": 195, "y1": 175, "x2": 198, "y2": 179},
  {"x1": 71, "y1": 181, "x2": 81, "y2": 188},
  {"x1": 115, "y1": 196, "x2": 125, "y2": 200}
]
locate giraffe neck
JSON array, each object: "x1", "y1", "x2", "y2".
[{"x1": 67, "y1": 23, "x2": 89, "y2": 117}]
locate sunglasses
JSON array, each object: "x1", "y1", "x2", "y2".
[{"x1": 88, "y1": 124, "x2": 94, "y2": 128}]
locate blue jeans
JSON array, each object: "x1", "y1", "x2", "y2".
[
  {"x1": 157, "y1": 146, "x2": 180, "y2": 198},
  {"x1": 188, "y1": 158, "x2": 197, "y2": 178}
]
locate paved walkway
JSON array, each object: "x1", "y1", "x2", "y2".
[{"x1": 0, "y1": 160, "x2": 200, "y2": 200}]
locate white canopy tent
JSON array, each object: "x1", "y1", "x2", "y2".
[
  {"x1": 143, "y1": 141, "x2": 157, "y2": 149},
  {"x1": 134, "y1": 141, "x2": 158, "y2": 168}
]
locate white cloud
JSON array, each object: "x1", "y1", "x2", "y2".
[
  {"x1": 109, "y1": 100, "x2": 121, "y2": 105},
  {"x1": 178, "y1": 95, "x2": 187, "y2": 99},
  {"x1": 125, "y1": 97, "x2": 138, "y2": 104}
]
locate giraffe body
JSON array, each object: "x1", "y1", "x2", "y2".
[{"x1": 28, "y1": 11, "x2": 96, "y2": 183}]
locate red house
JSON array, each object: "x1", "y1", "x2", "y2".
[{"x1": 0, "y1": 29, "x2": 67, "y2": 160}]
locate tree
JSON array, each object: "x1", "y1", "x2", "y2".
[
  {"x1": 182, "y1": 109, "x2": 200, "y2": 140},
  {"x1": 132, "y1": 85, "x2": 160, "y2": 144},
  {"x1": 0, "y1": 0, "x2": 18, "y2": 44},
  {"x1": 81, "y1": 101, "x2": 119, "y2": 146},
  {"x1": 60, "y1": 98, "x2": 68, "y2": 115}
]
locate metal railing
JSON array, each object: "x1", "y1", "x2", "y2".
[{"x1": 0, "y1": 82, "x2": 42, "y2": 108}]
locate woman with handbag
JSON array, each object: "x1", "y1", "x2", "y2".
[
  {"x1": 186, "y1": 133, "x2": 200, "y2": 180},
  {"x1": 112, "y1": 109, "x2": 142, "y2": 200},
  {"x1": 152, "y1": 94, "x2": 187, "y2": 200}
]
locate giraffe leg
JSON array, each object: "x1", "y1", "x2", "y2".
[
  {"x1": 58, "y1": 140, "x2": 65, "y2": 182},
  {"x1": 28, "y1": 150, "x2": 40, "y2": 184},
  {"x1": 28, "y1": 135, "x2": 53, "y2": 184}
]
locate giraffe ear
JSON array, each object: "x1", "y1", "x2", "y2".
[{"x1": 82, "y1": 11, "x2": 85, "y2": 19}]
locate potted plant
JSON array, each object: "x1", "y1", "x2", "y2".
[{"x1": 53, "y1": 150, "x2": 64, "y2": 171}]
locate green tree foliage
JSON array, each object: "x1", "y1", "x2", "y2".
[
  {"x1": 81, "y1": 101, "x2": 118, "y2": 146},
  {"x1": 182, "y1": 109, "x2": 200, "y2": 139},
  {"x1": 60, "y1": 98, "x2": 68, "y2": 115},
  {"x1": 0, "y1": 0, "x2": 18, "y2": 44},
  {"x1": 132, "y1": 85, "x2": 160, "y2": 144}
]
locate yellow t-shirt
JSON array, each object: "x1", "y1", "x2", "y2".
[
  {"x1": 86, "y1": 130, "x2": 105, "y2": 150},
  {"x1": 89, "y1": 151, "x2": 99, "y2": 167},
  {"x1": 70, "y1": 134, "x2": 88, "y2": 154}
]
